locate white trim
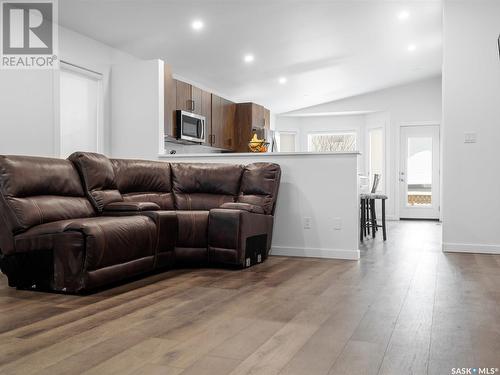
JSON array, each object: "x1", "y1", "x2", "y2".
[
  {"x1": 400, "y1": 121, "x2": 441, "y2": 127},
  {"x1": 271, "y1": 246, "x2": 360, "y2": 260},
  {"x1": 443, "y1": 242, "x2": 500, "y2": 255}
]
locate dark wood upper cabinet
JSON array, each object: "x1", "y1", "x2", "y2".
[
  {"x1": 211, "y1": 94, "x2": 224, "y2": 149},
  {"x1": 209, "y1": 94, "x2": 236, "y2": 150},
  {"x1": 191, "y1": 86, "x2": 202, "y2": 115},
  {"x1": 175, "y1": 80, "x2": 204, "y2": 114},
  {"x1": 164, "y1": 64, "x2": 176, "y2": 137},
  {"x1": 201, "y1": 90, "x2": 212, "y2": 146},
  {"x1": 176, "y1": 80, "x2": 192, "y2": 112}
]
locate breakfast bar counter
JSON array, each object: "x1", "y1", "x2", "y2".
[{"x1": 159, "y1": 152, "x2": 361, "y2": 260}]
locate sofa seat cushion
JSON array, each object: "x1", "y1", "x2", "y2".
[
  {"x1": 15, "y1": 216, "x2": 157, "y2": 270},
  {"x1": 176, "y1": 210, "x2": 209, "y2": 248},
  {"x1": 103, "y1": 201, "x2": 160, "y2": 212}
]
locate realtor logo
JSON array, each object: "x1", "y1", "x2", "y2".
[{"x1": 1, "y1": 0, "x2": 58, "y2": 69}]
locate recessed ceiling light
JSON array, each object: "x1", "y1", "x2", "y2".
[
  {"x1": 191, "y1": 20, "x2": 204, "y2": 31},
  {"x1": 407, "y1": 44, "x2": 417, "y2": 52},
  {"x1": 398, "y1": 10, "x2": 410, "y2": 21},
  {"x1": 243, "y1": 54, "x2": 255, "y2": 63},
  {"x1": 278, "y1": 77, "x2": 287, "y2": 84}
]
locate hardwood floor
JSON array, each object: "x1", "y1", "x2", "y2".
[{"x1": 0, "y1": 221, "x2": 499, "y2": 375}]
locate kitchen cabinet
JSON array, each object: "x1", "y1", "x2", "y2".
[
  {"x1": 211, "y1": 94, "x2": 223, "y2": 148},
  {"x1": 176, "y1": 80, "x2": 204, "y2": 114},
  {"x1": 210, "y1": 94, "x2": 236, "y2": 150},
  {"x1": 234, "y1": 102, "x2": 271, "y2": 152},
  {"x1": 222, "y1": 98, "x2": 236, "y2": 150},
  {"x1": 201, "y1": 90, "x2": 211, "y2": 146},
  {"x1": 191, "y1": 86, "x2": 202, "y2": 115},
  {"x1": 168, "y1": 76, "x2": 266, "y2": 152},
  {"x1": 175, "y1": 80, "x2": 192, "y2": 112},
  {"x1": 164, "y1": 64, "x2": 176, "y2": 137}
]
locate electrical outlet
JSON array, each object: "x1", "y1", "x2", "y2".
[
  {"x1": 333, "y1": 218, "x2": 342, "y2": 230},
  {"x1": 303, "y1": 217, "x2": 312, "y2": 229},
  {"x1": 464, "y1": 132, "x2": 477, "y2": 143}
]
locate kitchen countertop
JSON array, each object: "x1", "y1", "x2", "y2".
[{"x1": 158, "y1": 151, "x2": 361, "y2": 159}]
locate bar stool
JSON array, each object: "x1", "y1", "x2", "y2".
[{"x1": 360, "y1": 174, "x2": 387, "y2": 241}]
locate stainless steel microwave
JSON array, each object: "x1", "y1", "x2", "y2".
[{"x1": 176, "y1": 110, "x2": 206, "y2": 143}]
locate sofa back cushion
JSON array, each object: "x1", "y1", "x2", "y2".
[
  {"x1": 111, "y1": 159, "x2": 174, "y2": 210},
  {"x1": 0, "y1": 155, "x2": 95, "y2": 244},
  {"x1": 238, "y1": 163, "x2": 281, "y2": 215},
  {"x1": 68, "y1": 152, "x2": 122, "y2": 212},
  {"x1": 171, "y1": 163, "x2": 243, "y2": 210}
]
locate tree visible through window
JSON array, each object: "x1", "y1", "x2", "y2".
[{"x1": 308, "y1": 133, "x2": 357, "y2": 152}]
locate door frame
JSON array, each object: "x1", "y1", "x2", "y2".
[
  {"x1": 54, "y1": 60, "x2": 104, "y2": 157},
  {"x1": 396, "y1": 121, "x2": 442, "y2": 221}
]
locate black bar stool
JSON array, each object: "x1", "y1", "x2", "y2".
[{"x1": 360, "y1": 174, "x2": 387, "y2": 241}]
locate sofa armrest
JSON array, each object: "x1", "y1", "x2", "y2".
[
  {"x1": 103, "y1": 201, "x2": 160, "y2": 212},
  {"x1": 218, "y1": 202, "x2": 264, "y2": 214}
]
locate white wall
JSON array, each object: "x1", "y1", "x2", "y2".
[
  {"x1": 159, "y1": 152, "x2": 361, "y2": 260},
  {"x1": 0, "y1": 26, "x2": 139, "y2": 157},
  {"x1": 0, "y1": 70, "x2": 56, "y2": 156},
  {"x1": 442, "y1": 0, "x2": 500, "y2": 254},
  {"x1": 280, "y1": 76, "x2": 442, "y2": 220},
  {"x1": 111, "y1": 60, "x2": 164, "y2": 160}
]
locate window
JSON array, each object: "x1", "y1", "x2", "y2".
[
  {"x1": 60, "y1": 63, "x2": 103, "y2": 158},
  {"x1": 368, "y1": 127, "x2": 384, "y2": 192},
  {"x1": 277, "y1": 132, "x2": 297, "y2": 152},
  {"x1": 307, "y1": 132, "x2": 357, "y2": 152}
]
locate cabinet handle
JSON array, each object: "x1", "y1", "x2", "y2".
[
  {"x1": 212, "y1": 134, "x2": 215, "y2": 144},
  {"x1": 187, "y1": 100, "x2": 195, "y2": 112}
]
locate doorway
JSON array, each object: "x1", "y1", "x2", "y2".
[
  {"x1": 59, "y1": 62, "x2": 103, "y2": 158},
  {"x1": 399, "y1": 125, "x2": 440, "y2": 219}
]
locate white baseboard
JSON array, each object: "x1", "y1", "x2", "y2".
[
  {"x1": 443, "y1": 242, "x2": 500, "y2": 254},
  {"x1": 270, "y1": 246, "x2": 360, "y2": 260}
]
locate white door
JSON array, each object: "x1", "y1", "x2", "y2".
[
  {"x1": 399, "y1": 125, "x2": 440, "y2": 219},
  {"x1": 60, "y1": 64, "x2": 103, "y2": 158}
]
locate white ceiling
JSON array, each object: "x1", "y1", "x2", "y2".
[{"x1": 59, "y1": 0, "x2": 443, "y2": 114}]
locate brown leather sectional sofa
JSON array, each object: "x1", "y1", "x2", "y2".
[{"x1": 0, "y1": 152, "x2": 281, "y2": 293}]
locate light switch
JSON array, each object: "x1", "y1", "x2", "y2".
[
  {"x1": 333, "y1": 218, "x2": 342, "y2": 230},
  {"x1": 464, "y1": 132, "x2": 477, "y2": 143}
]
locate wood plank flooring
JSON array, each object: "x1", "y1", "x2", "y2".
[{"x1": 0, "y1": 221, "x2": 499, "y2": 375}]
